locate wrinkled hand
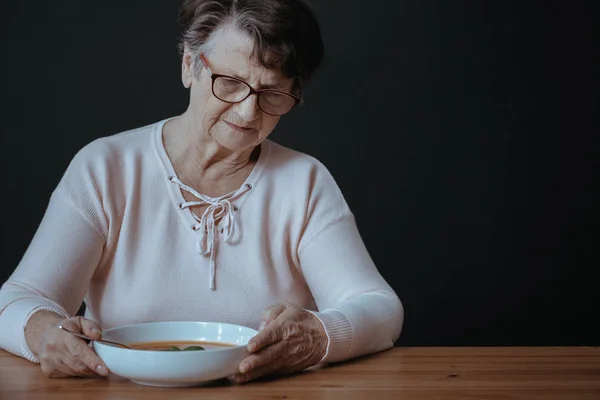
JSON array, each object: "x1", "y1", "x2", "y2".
[
  {"x1": 233, "y1": 302, "x2": 328, "y2": 384},
  {"x1": 25, "y1": 311, "x2": 109, "y2": 378}
]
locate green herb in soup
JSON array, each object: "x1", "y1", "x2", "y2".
[
  {"x1": 161, "y1": 345, "x2": 205, "y2": 351},
  {"x1": 183, "y1": 345, "x2": 205, "y2": 351}
]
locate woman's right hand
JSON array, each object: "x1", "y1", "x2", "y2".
[{"x1": 24, "y1": 311, "x2": 109, "y2": 378}]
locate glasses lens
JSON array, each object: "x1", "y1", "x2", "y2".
[
  {"x1": 213, "y1": 76, "x2": 249, "y2": 102},
  {"x1": 259, "y1": 91, "x2": 296, "y2": 116}
]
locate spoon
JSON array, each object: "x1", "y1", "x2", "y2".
[{"x1": 58, "y1": 325, "x2": 133, "y2": 349}]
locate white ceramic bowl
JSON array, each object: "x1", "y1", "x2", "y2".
[{"x1": 93, "y1": 321, "x2": 257, "y2": 387}]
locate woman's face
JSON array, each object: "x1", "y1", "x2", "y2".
[{"x1": 182, "y1": 26, "x2": 295, "y2": 154}]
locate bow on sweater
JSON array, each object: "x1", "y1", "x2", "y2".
[{"x1": 169, "y1": 176, "x2": 252, "y2": 290}]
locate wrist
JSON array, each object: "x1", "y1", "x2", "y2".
[
  {"x1": 305, "y1": 309, "x2": 354, "y2": 364},
  {"x1": 315, "y1": 318, "x2": 328, "y2": 361},
  {"x1": 306, "y1": 310, "x2": 329, "y2": 364},
  {"x1": 24, "y1": 310, "x2": 64, "y2": 355}
]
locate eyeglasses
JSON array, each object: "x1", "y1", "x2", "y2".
[{"x1": 199, "y1": 54, "x2": 300, "y2": 116}]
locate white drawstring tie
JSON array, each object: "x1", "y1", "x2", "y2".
[{"x1": 169, "y1": 176, "x2": 251, "y2": 290}]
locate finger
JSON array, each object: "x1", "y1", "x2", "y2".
[
  {"x1": 247, "y1": 320, "x2": 283, "y2": 353},
  {"x1": 64, "y1": 335, "x2": 109, "y2": 376},
  {"x1": 59, "y1": 317, "x2": 102, "y2": 341},
  {"x1": 259, "y1": 303, "x2": 294, "y2": 330},
  {"x1": 59, "y1": 359, "x2": 90, "y2": 376},
  {"x1": 239, "y1": 340, "x2": 285, "y2": 374},
  {"x1": 39, "y1": 351, "x2": 68, "y2": 377},
  {"x1": 51, "y1": 357, "x2": 81, "y2": 377},
  {"x1": 77, "y1": 317, "x2": 103, "y2": 340},
  {"x1": 235, "y1": 357, "x2": 286, "y2": 384},
  {"x1": 40, "y1": 359, "x2": 69, "y2": 378},
  {"x1": 62, "y1": 354, "x2": 98, "y2": 376}
]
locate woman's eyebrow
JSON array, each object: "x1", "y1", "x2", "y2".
[{"x1": 222, "y1": 70, "x2": 287, "y2": 90}]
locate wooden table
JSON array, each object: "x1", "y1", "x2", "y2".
[{"x1": 1, "y1": 347, "x2": 599, "y2": 399}]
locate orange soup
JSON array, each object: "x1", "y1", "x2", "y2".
[{"x1": 129, "y1": 340, "x2": 236, "y2": 351}]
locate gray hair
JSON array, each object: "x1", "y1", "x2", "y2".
[{"x1": 178, "y1": 0, "x2": 324, "y2": 96}]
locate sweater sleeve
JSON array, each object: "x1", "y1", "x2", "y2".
[
  {"x1": 298, "y1": 213, "x2": 404, "y2": 364},
  {"x1": 0, "y1": 188, "x2": 105, "y2": 363}
]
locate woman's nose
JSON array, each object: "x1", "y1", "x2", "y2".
[{"x1": 234, "y1": 93, "x2": 260, "y2": 120}]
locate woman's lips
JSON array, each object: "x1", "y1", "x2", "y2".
[{"x1": 224, "y1": 121, "x2": 252, "y2": 131}]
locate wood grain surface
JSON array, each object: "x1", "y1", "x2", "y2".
[{"x1": 1, "y1": 347, "x2": 599, "y2": 399}]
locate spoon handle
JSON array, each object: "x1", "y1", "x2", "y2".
[{"x1": 58, "y1": 325, "x2": 132, "y2": 349}]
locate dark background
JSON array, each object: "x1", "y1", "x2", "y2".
[{"x1": 1, "y1": 1, "x2": 598, "y2": 346}]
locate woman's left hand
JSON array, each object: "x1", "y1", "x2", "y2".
[{"x1": 233, "y1": 302, "x2": 328, "y2": 384}]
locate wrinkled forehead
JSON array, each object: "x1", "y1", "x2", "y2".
[{"x1": 203, "y1": 25, "x2": 292, "y2": 86}]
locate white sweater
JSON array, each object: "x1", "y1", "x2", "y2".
[{"x1": 0, "y1": 118, "x2": 404, "y2": 364}]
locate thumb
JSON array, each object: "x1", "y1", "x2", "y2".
[
  {"x1": 75, "y1": 317, "x2": 103, "y2": 340},
  {"x1": 259, "y1": 302, "x2": 295, "y2": 331}
]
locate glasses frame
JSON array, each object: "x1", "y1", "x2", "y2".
[{"x1": 199, "y1": 53, "x2": 300, "y2": 116}]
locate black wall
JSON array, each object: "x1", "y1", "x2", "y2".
[{"x1": 2, "y1": 1, "x2": 598, "y2": 346}]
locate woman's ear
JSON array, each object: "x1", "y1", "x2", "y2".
[{"x1": 181, "y1": 48, "x2": 194, "y2": 89}]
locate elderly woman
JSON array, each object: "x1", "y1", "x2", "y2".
[{"x1": 0, "y1": 0, "x2": 403, "y2": 383}]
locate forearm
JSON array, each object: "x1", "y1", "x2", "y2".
[
  {"x1": 0, "y1": 188, "x2": 104, "y2": 361},
  {"x1": 298, "y1": 214, "x2": 404, "y2": 363},
  {"x1": 0, "y1": 287, "x2": 70, "y2": 362},
  {"x1": 310, "y1": 289, "x2": 404, "y2": 363}
]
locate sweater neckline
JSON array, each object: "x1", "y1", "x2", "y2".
[{"x1": 152, "y1": 116, "x2": 270, "y2": 238}]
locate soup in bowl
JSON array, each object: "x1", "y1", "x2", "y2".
[
  {"x1": 129, "y1": 340, "x2": 236, "y2": 351},
  {"x1": 93, "y1": 321, "x2": 257, "y2": 387}
]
